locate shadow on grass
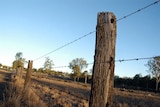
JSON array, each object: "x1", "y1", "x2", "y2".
[
  {"x1": 0, "y1": 71, "x2": 12, "y2": 102},
  {"x1": 32, "y1": 78, "x2": 90, "y2": 101}
]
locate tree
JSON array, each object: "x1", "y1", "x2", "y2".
[
  {"x1": 70, "y1": 65, "x2": 81, "y2": 81},
  {"x1": 0, "y1": 63, "x2": 2, "y2": 68},
  {"x1": 2, "y1": 65, "x2": 8, "y2": 69},
  {"x1": 37, "y1": 68, "x2": 44, "y2": 74},
  {"x1": 32, "y1": 68, "x2": 37, "y2": 72},
  {"x1": 43, "y1": 57, "x2": 54, "y2": 73},
  {"x1": 142, "y1": 75, "x2": 151, "y2": 91},
  {"x1": 12, "y1": 52, "x2": 26, "y2": 69},
  {"x1": 15, "y1": 52, "x2": 23, "y2": 60},
  {"x1": 12, "y1": 52, "x2": 26, "y2": 78},
  {"x1": 146, "y1": 56, "x2": 160, "y2": 91},
  {"x1": 69, "y1": 58, "x2": 88, "y2": 81},
  {"x1": 133, "y1": 74, "x2": 141, "y2": 87}
]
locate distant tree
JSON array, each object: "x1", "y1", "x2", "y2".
[
  {"x1": 114, "y1": 75, "x2": 119, "y2": 79},
  {"x1": 146, "y1": 56, "x2": 160, "y2": 91},
  {"x1": 133, "y1": 74, "x2": 142, "y2": 86},
  {"x1": 37, "y1": 68, "x2": 44, "y2": 73},
  {"x1": 2, "y1": 65, "x2": 7, "y2": 69},
  {"x1": 142, "y1": 75, "x2": 151, "y2": 91},
  {"x1": 48, "y1": 70, "x2": 56, "y2": 75},
  {"x1": 15, "y1": 52, "x2": 22, "y2": 60},
  {"x1": 69, "y1": 58, "x2": 88, "y2": 81},
  {"x1": 0, "y1": 63, "x2": 2, "y2": 68},
  {"x1": 72, "y1": 65, "x2": 81, "y2": 81},
  {"x1": 12, "y1": 52, "x2": 26, "y2": 69},
  {"x1": 32, "y1": 68, "x2": 37, "y2": 72},
  {"x1": 134, "y1": 74, "x2": 142, "y2": 79},
  {"x1": 56, "y1": 71, "x2": 63, "y2": 76},
  {"x1": 43, "y1": 57, "x2": 54, "y2": 73}
]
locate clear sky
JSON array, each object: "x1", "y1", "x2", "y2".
[{"x1": 0, "y1": 0, "x2": 160, "y2": 77}]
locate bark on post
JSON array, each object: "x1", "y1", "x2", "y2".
[
  {"x1": 89, "y1": 12, "x2": 116, "y2": 107},
  {"x1": 24, "y1": 60, "x2": 33, "y2": 88}
]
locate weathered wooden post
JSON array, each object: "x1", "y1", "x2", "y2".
[
  {"x1": 16, "y1": 66, "x2": 22, "y2": 78},
  {"x1": 84, "y1": 71, "x2": 88, "y2": 84},
  {"x1": 89, "y1": 12, "x2": 116, "y2": 107},
  {"x1": 24, "y1": 60, "x2": 33, "y2": 88}
]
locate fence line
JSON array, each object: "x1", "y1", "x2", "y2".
[
  {"x1": 33, "y1": 0, "x2": 159, "y2": 62},
  {"x1": 52, "y1": 56, "x2": 159, "y2": 69}
]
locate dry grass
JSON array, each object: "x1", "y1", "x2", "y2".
[
  {"x1": 0, "y1": 70, "x2": 160, "y2": 107},
  {"x1": 31, "y1": 83, "x2": 89, "y2": 107},
  {"x1": 0, "y1": 73, "x2": 23, "y2": 107},
  {"x1": 32, "y1": 76, "x2": 160, "y2": 107},
  {"x1": 113, "y1": 88, "x2": 160, "y2": 107},
  {"x1": 1, "y1": 74, "x2": 47, "y2": 107}
]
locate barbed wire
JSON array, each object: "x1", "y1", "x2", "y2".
[
  {"x1": 115, "y1": 56, "x2": 155, "y2": 62},
  {"x1": 33, "y1": 31, "x2": 95, "y2": 61},
  {"x1": 33, "y1": 0, "x2": 160, "y2": 61},
  {"x1": 117, "y1": 0, "x2": 160, "y2": 21},
  {"x1": 52, "y1": 56, "x2": 158, "y2": 69}
]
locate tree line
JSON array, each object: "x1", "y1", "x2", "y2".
[{"x1": 114, "y1": 74, "x2": 159, "y2": 92}]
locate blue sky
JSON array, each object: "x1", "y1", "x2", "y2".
[{"x1": 0, "y1": 0, "x2": 160, "y2": 77}]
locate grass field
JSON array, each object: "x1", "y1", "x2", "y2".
[{"x1": 0, "y1": 70, "x2": 160, "y2": 107}]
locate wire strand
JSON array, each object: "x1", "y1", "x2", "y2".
[
  {"x1": 33, "y1": 31, "x2": 95, "y2": 61},
  {"x1": 52, "y1": 56, "x2": 158, "y2": 69},
  {"x1": 117, "y1": 0, "x2": 160, "y2": 21},
  {"x1": 115, "y1": 56, "x2": 155, "y2": 62}
]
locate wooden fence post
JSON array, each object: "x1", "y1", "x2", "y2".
[
  {"x1": 16, "y1": 66, "x2": 22, "y2": 79},
  {"x1": 24, "y1": 60, "x2": 33, "y2": 88},
  {"x1": 89, "y1": 12, "x2": 116, "y2": 107}
]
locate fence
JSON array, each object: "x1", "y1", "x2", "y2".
[{"x1": 23, "y1": 1, "x2": 160, "y2": 107}]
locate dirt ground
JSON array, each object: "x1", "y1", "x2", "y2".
[{"x1": 0, "y1": 70, "x2": 160, "y2": 107}]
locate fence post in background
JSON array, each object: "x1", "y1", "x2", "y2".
[
  {"x1": 16, "y1": 66, "x2": 22, "y2": 78},
  {"x1": 89, "y1": 12, "x2": 116, "y2": 107},
  {"x1": 24, "y1": 60, "x2": 33, "y2": 88}
]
